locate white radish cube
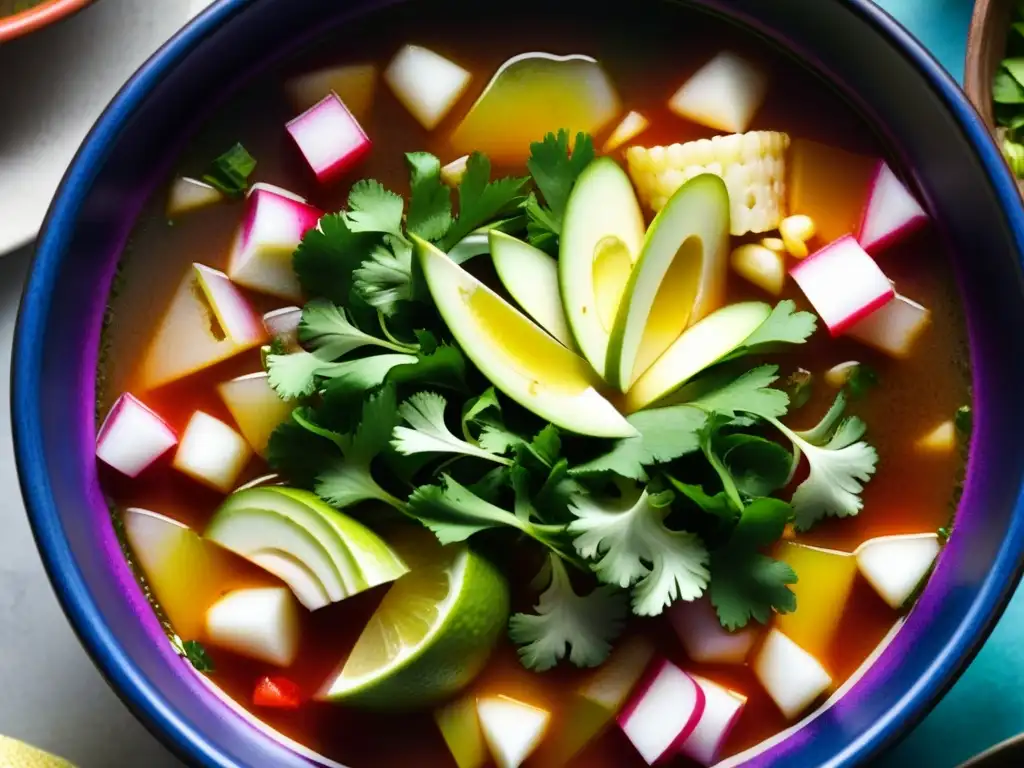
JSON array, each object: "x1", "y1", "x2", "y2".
[
  {"x1": 216, "y1": 372, "x2": 293, "y2": 455},
  {"x1": 262, "y1": 306, "x2": 302, "y2": 348},
  {"x1": 287, "y1": 92, "x2": 371, "y2": 185},
  {"x1": 139, "y1": 264, "x2": 268, "y2": 391},
  {"x1": 476, "y1": 695, "x2": 550, "y2": 768},
  {"x1": 205, "y1": 587, "x2": 301, "y2": 667},
  {"x1": 915, "y1": 420, "x2": 956, "y2": 454},
  {"x1": 167, "y1": 177, "x2": 223, "y2": 217},
  {"x1": 753, "y1": 629, "x2": 832, "y2": 719},
  {"x1": 857, "y1": 161, "x2": 928, "y2": 253},
  {"x1": 855, "y1": 533, "x2": 941, "y2": 609},
  {"x1": 603, "y1": 111, "x2": 650, "y2": 153},
  {"x1": 845, "y1": 293, "x2": 931, "y2": 358},
  {"x1": 96, "y1": 394, "x2": 177, "y2": 477},
  {"x1": 668, "y1": 51, "x2": 768, "y2": 133},
  {"x1": 618, "y1": 659, "x2": 705, "y2": 765},
  {"x1": 173, "y1": 411, "x2": 253, "y2": 492},
  {"x1": 668, "y1": 598, "x2": 757, "y2": 665},
  {"x1": 285, "y1": 63, "x2": 377, "y2": 120},
  {"x1": 227, "y1": 185, "x2": 322, "y2": 302},
  {"x1": 385, "y1": 44, "x2": 472, "y2": 130},
  {"x1": 679, "y1": 675, "x2": 748, "y2": 767},
  {"x1": 441, "y1": 155, "x2": 469, "y2": 187},
  {"x1": 790, "y1": 235, "x2": 895, "y2": 335}
]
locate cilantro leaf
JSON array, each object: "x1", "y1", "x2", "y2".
[
  {"x1": 845, "y1": 363, "x2": 879, "y2": 400},
  {"x1": 667, "y1": 477, "x2": 735, "y2": 523},
  {"x1": 714, "y1": 433, "x2": 793, "y2": 499},
  {"x1": 524, "y1": 193, "x2": 560, "y2": 252},
  {"x1": 406, "y1": 152, "x2": 453, "y2": 241},
  {"x1": 688, "y1": 365, "x2": 791, "y2": 421},
  {"x1": 266, "y1": 418, "x2": 341, "y2": 488},
  {"x1": 201, "y1": 143, "x2": 256, "y2": 198},
  {"x1": 345, "y1": 180, "x2": 405, "y2": 237},
  {"x1": 524, "y1": 130, "x2": 595, "y2": 241},
  {"x1": 383, "y1": 342, "x2": 467, "y2": 392},
  {"x1": 709, "y1": 497, "x2": 797, "y2": 629},
  {"x1": 461, "y1": 387, "x2": 503, "y2": 442},
  {"x1": 293, "y1": 213, "x2": 377, "y2": 304},
  {"x1": 509, "y1": 554, "x2": 628, "y2": 671},
  {"x1": 391, "y1": 391, "x2": 512, "y2": 466},
  {"x1": 786, "y1": 368, "x2": 813, "y2": 410},
  {"x1": 353, "y1": 236, "x2": 417, "y2": 316},
  {"x1": 438, "y1": 153, "x2": 529, "y2": 251},
  {"x1": 955, "y1": 404, "x2": 972, "y2": 436},
  {"x1": 727, "y1": 300, "x2": 818, "y2": 356},
  {"x1": 569, "y1": 486, "x2": 710, "y2": 616},
  {"x1": 299, "y1": 298, "x2": 416, "y2": 357},
  {"x1": 527, "y1": 425, "x2": 562, "y2": 468},
  {"x1": 181, "y1": 639, "x2": 216, "y2": 672}
]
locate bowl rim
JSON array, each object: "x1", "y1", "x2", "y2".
[
  {"x1": 12, "y1": 0, "x2": 1024, "y2": 766},
  {"x1": 0, "y1": 0, "x2": 95, "y2": 43}
]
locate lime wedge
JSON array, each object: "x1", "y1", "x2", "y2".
[
  {"x1": 0, "y1": 736, "x2": 74, "y2": 767},
  {"x1": 319, "y1": 546, "x2": 509, "y2": 709}
]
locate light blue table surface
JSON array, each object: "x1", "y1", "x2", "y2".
[{"x1": 867, "y1": 1, "x2": 1023, "y2": 766}]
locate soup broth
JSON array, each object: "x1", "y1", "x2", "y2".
[{"x1": 97, "y1": 2, "x2": 970, "y2": 766}]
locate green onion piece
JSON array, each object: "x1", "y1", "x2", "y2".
[{"x1": 202, "y1": 143, "x2": 257, "y2": 198}]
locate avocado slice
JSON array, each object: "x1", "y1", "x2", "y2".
[
  {"x1": 413, "y1": 235, "x2": 636, "y2": 439},
  {"x1": 559, "y1": 158, "x2": 645, "y2": 379},
  {"x1": 489, "y1": 230, "x2": 574, "y2": 347},
  {"x1": 625, "y1": 301, "x2": 772, "y2": 412},
  {"x1": 607, "y1": 174, "x2": 731, "y2": 391},
  {"x1": 205, "y1": 487, "x2": 408, "y2": 611}
]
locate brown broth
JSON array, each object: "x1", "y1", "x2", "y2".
[{"x1": 99, "y1": 2, "x2": 971, "y2": 766}]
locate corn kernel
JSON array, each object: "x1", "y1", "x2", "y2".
[
  {"x1": 761, "y1": 237, "x2": 786, "y2": 253},
  {"x1": 780, "y1": 214, "x2": 817, "y2": 259},
  {"x1": 730, "y1": 243, "x2": 786, "y2": 296}
]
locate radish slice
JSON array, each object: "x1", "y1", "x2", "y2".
[
  {"x1": 205, "y1": 586, "x2": 301, "y2": 667},
  {"x1": 172, "y1": 411, "x2": 253, "y2": 493},
  {"x1": 384, "y1": 45, "x2": 472, "y2": 130},
  {"x1": 752, "y1": 629, "x2": 832, "y2": 719},
  {"x1": 678, "y1": 675, "x2": 748, "y2": 766},
  {"x1": 618, "y1": 659, "x2": 706, "y2": 765},
  {"x1": 790, "y1": 234, "x2": 894, "y2": 336},
  {"x1": 216, "y1": 372, "x2": 293, "y2": 456},
  {"x1": 285, "y1": 63, "x2": 377, "y2": 120},
  {"x1": 667, "y1": 597, "x2": 757, "y2": 665},
  {"x1": 855, "y1": 533, "x2": 941, "y2": 609},
  {"x1": 857, "y1": 161, "x2": 928, "y2": 253},
  {"x1": 167, "y1": 177, "x2": 223, "y2": 217},
  {"x1": 603, "y1": 111, "x2": 650, "y2": 153},
  {"x1": 476, "y1": 695, "x2": 551, "y2": 768},
  {"x1": 227, "y1": 186, "x2": 323, "y2": 302},
  {"x1": 96, "y1": 394, "x2": 177, "y2": 477},
  {"x1": 442, "y1": 155, "x2": 469, "y2": 187},
  {"x1": 262, "y1": 306, "x2": 302, "y2": 347},
  {"x1": 287, "y1": 92, "x2": 371, "y2": 185},
  {"x1": 845, "y1": 293, "x2": 931, "y2": 358},
  {"x1": 915, "y1": 420, "x2": 956, "y2": 454},
  {"x1": 668, "y1": 51, "x2": 768, "y2": 134}
]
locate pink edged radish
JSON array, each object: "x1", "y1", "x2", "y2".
[
  {"x1": 227, "y1": 185, "x2": 323, "y2": 302},
  {"x1": 476, "y1": 695, "x2": 551, "y2": 768},
  {"x1": 139, "y1": 264, "x2": 268, "y2": 390},
  {"x1": 678, "y1": 675, "x2": 748, "y2": 766},
  {"x1": 857, "y1": 161, "x2": 928, "y2": 253},
  {"x1": 668, "y1": 51, "x2": 768, "y2": 134},
  {"x1": 845, "y1": 293, "x2": 931, "y2": 359},
  {"x1": 789, "y1": 235, "x2": 894, "y2": 336},
  {"x1": 205, "y1": 586, "x2": 301, "y2": 667},
  {"x1": 855, "y1": 533, "x2": 941, "y2": 610},
  {"x1": 173, "y1": 411, "x2": 253, "y2": 493},
  {"x1": 167, "y1": 177, "x2": 223, "y2": 217},
  {"x1": 618, "y1": 659, "x2": 706, "y2": 765},
  {"x1": 384, "y1": 44, "x2": 472, "y2": 130},
  {"x1": 216, "y1": 372, "x2": 294, "y2": 456},
  {"x1": 287, "y1": 92, "x2": 372, "y2": 185},
  {"x1": 96, "y1": 394, "x2": 177, "y2": 478},
  {"x1": 752, "y1": 629, "x2": 832, "y2": 719},
  {"x1": 668, "y1": 598, "x2": 757, "y2": 665},
  {"x1": 285, "y1": 63, "x2": 377, "y2": 119},
  {"x1": 262, "y1": 306, "x2": 302, "y2": 348}
]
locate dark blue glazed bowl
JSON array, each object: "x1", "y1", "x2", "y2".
[{"x1": 12, "y1": 0, "x2": 1024, "y2": 766}]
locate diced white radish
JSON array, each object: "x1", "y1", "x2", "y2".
[
  {"x1": 752, "y1": 629, "x2": 832, "y2": 719},
  {"x1": 845, "y1": 293, "x2": 930, "y2": 358},
  {"x1": 730, "y1": 244, "x2": 785, "y2": 296},
  {"x1": 227, "y1": 186, "x2": 323, "y2": 302},
  {"x1": 857, "y1": 161, "x2": 928, "y2": 254},
  {"x1": 603, "y1": 111, "x2": 650, "y2": 153},
  {"x1": 824, "y1": 360, "x2": 861, "y2": 388},
  {"x1": 172, "y1": 411, "x2": 253, "y2": 493},
  {"x1": 668, "y1": 51, "x2": 768, "y2": 134},
  {"x1": 287, "y1": 92, "x2": 371, "y2": 185},
  {"x1": 678, "y1": 675, "x2": 748, "y2": 767},
  {"x1": 476, "y1": 695, "x2": 550, "y2": 768},
  {"x1": 790, "y1": 235, "x2": 895, "y2": 336},
  {"x1": 442, "y1": 155, "x2": 469, "y2": 187},
  {"x1": 262, "y1": 306, "x2": 302, "y2": 347},
  {"x1": 855, "y1": 533, "x2": 941, "y2": 609},
  {"x1": 216, "y1": 372, "x2": 293, "y2": 456},
  {"x1": 667, "y1": 598, "x2": 757, "y2": 665},
  {"x1": 205, "y1": 587, "x2": 301, "y2": 667},
  {"x1": 140, "y1": 263, "x2": 268, "y2": 391},
  {"x1": 96, "y1": 394, "x2": 177, "y2": 477},
  {"x1": 285, "y1": 63, "x2": 377, "y2": 120},
  {"x1": 915, "y1": 420, "x2": 956, "y2": 454},
  {"x1": 619, "y1": 660, "x2": 706, "y2": 765},
  {"x1": 167, "y1": 177, "x2": 223, "y2": 217},
  {"x1": 384, "y1": 44, "x2": 472, "y2": 130},
  {"x1": 579, "y1": 635, "x2": 655, "y2": 710}
]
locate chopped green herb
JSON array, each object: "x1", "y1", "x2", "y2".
[
  {"x1": 523, "y1": 130, "x2": 595, "y2": 252},
  {"x1": 182, "y1": 639, "x2": 215, "y2": 672},
  {"x1": 201, "y1": 143, "x2": 256, "y2": 198},
  {"x1": 845, "y1": 363, "x2": 879, "y2": 400},
  {"x1": 391, "y1": 392, "x2": 513, "y2": 466},
  {"x1": 955, "y1": 404, "x2": 972, "y2": 436},
  {"x1": 437, "y1": 153, "x2": 529, "y2": 251},
  {"x1": 345, "y1": 180, "x2": 406, "y2": 237},
  {"x1": 405, "y1": 152, "x2": 454, "y2": 241}
]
